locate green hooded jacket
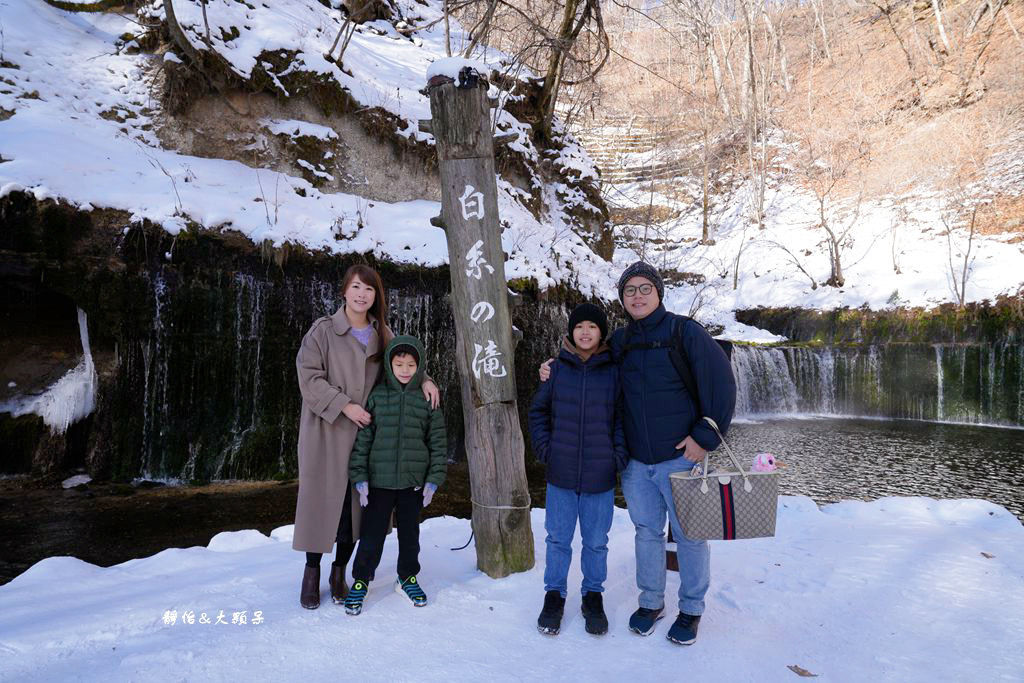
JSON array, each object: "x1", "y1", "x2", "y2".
[{"x1": 349, "y1": 335, "x2": 447, "y2": 490}]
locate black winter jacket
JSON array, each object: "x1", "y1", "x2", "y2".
[
  {"x1": 528, "y1": 338, "x2": 627, "y2": 493},
  {"x1": 608, "y1": 304, "x2": 735, "y2": 464}
]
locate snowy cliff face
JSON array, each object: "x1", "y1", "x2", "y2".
[
  {"x1": 0, "y1": 193, "x2": 578, "y2": 480},
  {"x1": 0, "y1": 0, "x2": 616, "y2": 295},
  {"x1": 0, "y1": 0, "x2": 620, "y2": 476}
]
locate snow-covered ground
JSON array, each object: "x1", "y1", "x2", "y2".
[{"x1": 1, "y1": 500, "x2": 1022, "y2": 681}]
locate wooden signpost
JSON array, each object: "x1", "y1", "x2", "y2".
[{"x1": 424, "y1": 66, "x2": 534, "y2": 578}]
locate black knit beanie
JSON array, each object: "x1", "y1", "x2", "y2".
[
  {"x1": 617, "y1": 261, "x2": 664, "y2": 303},
  {"x1": 389, "y1": 344, "x2": 419, "y2": 364},
  {"x1": 567, "y1": 303, "x2": 608, "y2": 342}
]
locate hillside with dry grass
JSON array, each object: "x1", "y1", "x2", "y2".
[{"x1": 574, "y1": 0, "x2": 1023, "y2": 238}]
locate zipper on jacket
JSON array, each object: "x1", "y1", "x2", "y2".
[
  {"x1": 396, "y1": 390, "x2": 406, "y2": 484},
  {"x1": 639, "y1": 323, "x2": 655, "y2": 463},
  {"x1": 576, "y1": 362, "x2": 588, "y2": 493}
]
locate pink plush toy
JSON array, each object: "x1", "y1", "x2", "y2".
[{"x1": 751, "y1": 452, "x2": 778, "y2": 472}]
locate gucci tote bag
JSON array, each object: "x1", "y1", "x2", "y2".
[{"x1": 669, "y1": 417, "x2": 779, "y2": 540}]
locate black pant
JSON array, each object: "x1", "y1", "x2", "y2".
[{"x1": 351, "y1": 487, "x2": 422, "y2": 582}]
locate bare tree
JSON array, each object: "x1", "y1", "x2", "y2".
[
  {"x1": 809, "y1": 0, "x2": 833, "y2": 61},
  {"x1": 536, "y1": 0, "x2": 611, "y2": 143},
  {"x1": 324, "y1": 12, "x2": 357, "y2": 65},
  {"x1": 864, "y1": 0, "x2": 925, "y2": 104},
  {"x1": 768, "y1": 240, "x2": 818, "y2": 289},
  {"x1": 930, "y1": 0, "x2": 952, "y2": 54},
  {"x1": 462, "y1": 0, "x2": 499, "y2": 57},
  {"x1": 953, "y1": 0, "x2": 1008, "y2": 105},
  {"x1": 942, "y1": 199, "x2": 979, "y2": 308}
]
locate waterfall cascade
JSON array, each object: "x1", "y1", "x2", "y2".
[
  {"x1": 114, "y1": 266, "x2": 564, "y2": 482},
  {"x1": 732, "y1": 343, "x2": 1024, "y2": 426}
]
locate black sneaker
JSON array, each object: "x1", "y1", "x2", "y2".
[
  {"x1": 537, "y1": 590, "x2": 565, "y2": 635},
  {"x1": 581, "y1": 592, "x2": 608, "y2": 635},
  {"x1": 628, "y1": 606, "x2": 664, "y2": 636},
  {"x1": 666, "y1": 612, "x2": 701, "y2": 645},
  {"x1": 344, "y1": 579, "x2": 368, "y2": 615},
  {"x1": 395, "y1": 575, "x2": 427, "y2": 607}
]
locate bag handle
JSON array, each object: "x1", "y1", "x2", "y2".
[{"x1": 697, "y1": 417, "x2": 752, "y2": 494}]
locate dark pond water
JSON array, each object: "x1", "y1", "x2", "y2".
[
  {"x1": 4, "y1": 416, "x2": 1020, "y2": 586},
  {"x1": 726, "y1": 416, "x2": 1024, "y2": 520}
]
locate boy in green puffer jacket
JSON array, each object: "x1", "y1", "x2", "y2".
[{"x1": 345, "y1": 335, "x2": 447, "y2": 615}]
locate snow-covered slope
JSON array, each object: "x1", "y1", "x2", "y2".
[
  {"x1": 608, "y1": 171, "x2": 1024, "y2": 338},
  {"x1": 0, "y1": 501, "x2": 1021, "y2": 681},
  {"x1": 0, "y1": 0, "x2": 618, "y2": 297}
]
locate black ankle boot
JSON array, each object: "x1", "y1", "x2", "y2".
[
  {"x1": 300, "y1": 565, "x2": 320, "y2": 609},
  {"x1": 329, "y1": 564, "x2": 348, "y2": 604},
  {"x1": 537, "y1": 590, "x2": 565, "y2": 635},
  {"x1": 581, "y1": 591, "x2": 608, "y2": 635}
]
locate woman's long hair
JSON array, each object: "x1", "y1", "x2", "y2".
[{"x1": 341, "y1": 264, "x2": 391, "y2": 361}]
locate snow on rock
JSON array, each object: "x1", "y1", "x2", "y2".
[
  {"x1": 1, "y1": 500, "x2": 1021, "y2": 681},
  {"x1": 61, "y1": 474, "x2": 92, "y2": 489},
  {"x1": 261, "y1": 119, "x2": 339, "y2": 141},
  {"x1": 206, "y1": 530, "x2": 274, "y2": 553}
]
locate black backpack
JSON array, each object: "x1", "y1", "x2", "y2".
[{"x1": 619, "y1": 314, "x2": 734, "y2": 416}]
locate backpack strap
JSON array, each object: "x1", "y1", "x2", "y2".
[
  {"x1": 620, "y1": 314, "x2": 735, "y2": 423},
  {"x1": 618, "y1": 314, "x2": 702, "y2": 410},
  {"x1": 667, "y1": 316, "x2": 702, "y2": 415}
]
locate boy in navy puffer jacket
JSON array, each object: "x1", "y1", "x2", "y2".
[{"x1": 528, "y1": 303, "x2": 627, "y2": 637}]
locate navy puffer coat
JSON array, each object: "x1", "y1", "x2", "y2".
[
  {"x1": 528, "y1": 339, "x2": 627, "y2": 493},
  {"x1": 608, "y1": 304, "x2": 736, "y2": 464}
]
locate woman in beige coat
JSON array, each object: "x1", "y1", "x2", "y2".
[{"x1": 294, "y1": 264, "x2": 439, "y2": 609}]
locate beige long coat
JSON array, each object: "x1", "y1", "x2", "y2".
[{"x1": 292, "y1": 306, "x2": 389, "y2": 554}]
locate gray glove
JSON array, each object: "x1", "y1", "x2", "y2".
[{"x1": 422, "y1": 483, "x2": 437, "y2": 508}]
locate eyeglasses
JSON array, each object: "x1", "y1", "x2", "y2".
[{"x1": 623, "y1": 284, "x2": 654, "y2": 297}]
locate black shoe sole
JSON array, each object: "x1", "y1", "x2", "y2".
[
  {"x1": 666, "y1": 633, "x2": 697, "y2": 645},
  {"x1": 537, "y1": 625, "x2": 560, "y2": 635},
  {"x1": 583, "y1": 613, "x2": 608, "y2": 635},
  {"x1": 628, "y1": 614, "x2": 664, "y2": 636}
]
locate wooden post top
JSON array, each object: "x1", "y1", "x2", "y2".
[{"x1": 426, "y1": 70, "x2": 494, "y2": 161}]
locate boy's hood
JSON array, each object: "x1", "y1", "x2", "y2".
[{"x1": 382, "y1": 335, "x2": 426, "y2": 391}]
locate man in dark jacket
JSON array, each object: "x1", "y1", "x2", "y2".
[
  {"x1": 611, "y1": 261, "x2": 736, "y2": 645},
  {"x1": 529, "y1": 303, "x2": 628, "y2": 637}
]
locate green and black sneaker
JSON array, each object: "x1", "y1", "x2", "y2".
[
  {"x1": 344, "y1": 579, "x2": 369, "y2": 615},
  {"x1": 395, "y1": 575, "x2": 427, "y2": 607}
]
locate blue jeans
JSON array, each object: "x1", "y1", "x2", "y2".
[
  {"x1": 543, "y1": 483, "x2": 615, "y2": 597},
  {"x1": 621, "y1": 455, "x2": 710, "y2": 615}
]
